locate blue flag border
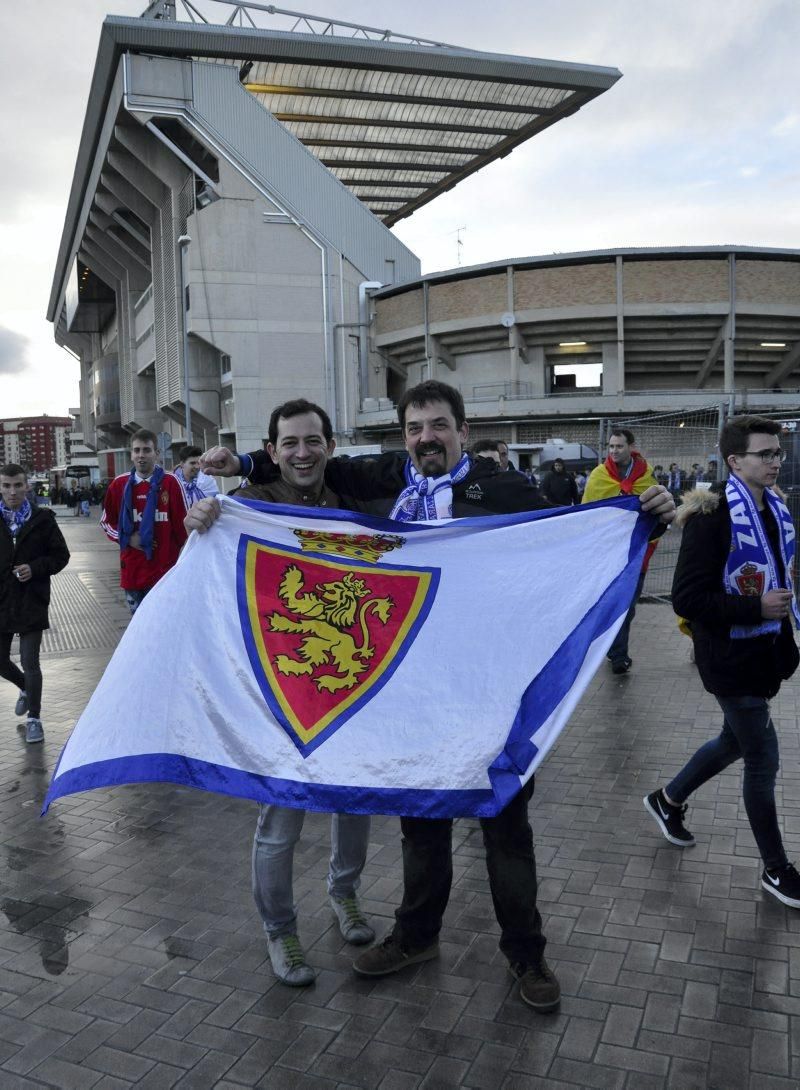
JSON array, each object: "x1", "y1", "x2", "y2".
[{"x1": 44, "y1": 497, "x2": 655, "y2": 819}]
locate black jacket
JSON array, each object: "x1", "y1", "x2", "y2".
[
  {"x1": 671, "y1": 486, "x2": 799, "y2": 698},
  {"x1": 0, "y1": 507, "x2": 70, "y2": 634},
  {"x1": 541, "y1": 470, "x2": 578, "y2": 506},
  {"x1": 244, "y1": 449, "x2": 549, "y2": 518}
]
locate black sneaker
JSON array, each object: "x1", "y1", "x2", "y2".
[
  {"x1": 14, "y1": 691, "x2": 28, "y2": 717},
  {"x1": 611, "y1": 657, "x2": 632, "y2": 675},
  {"x1": 643, "y1": 789, "x2": 695, "y2": 846},
  {"x1": 509, "y1": 958, "x2": 561, "y2": 1013},
  {"x1": 762, "y1": 863, "x2": 800, "y2": 908}
]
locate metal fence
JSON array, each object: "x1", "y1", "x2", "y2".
[
  {"x1": 612, "y1": 407, "x2": 800, "y2": 601},
  {"x1": 387, "y1": 400, "x2": 799, "y2": 602},
  {"x1": 606, "y1": 406, "x2": 724, "y2": 599}
]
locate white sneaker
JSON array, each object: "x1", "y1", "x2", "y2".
[
  {"x1": 330, "y1": 895, "x2": 375, "y2": 945},
  {"x1": 267, "y1": 934, "x2": 316, "y2": 986}
]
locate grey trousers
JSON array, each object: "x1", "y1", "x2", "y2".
[{"x1": 252, "y1": 805, "x2": 371, "y2": 938}]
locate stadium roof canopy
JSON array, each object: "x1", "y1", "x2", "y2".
[{"x1": 80, "y1": 2, "x2": 621, "y2": 224}]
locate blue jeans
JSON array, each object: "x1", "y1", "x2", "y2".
[
  {"x1": 666, "y1": 694, "x2": 786, "y2": 870},
  {"x1": 252, "y1": 805, "x2": 371, "y2": 938},
  {"x1": 607, "y1": 569, "x2": 646, "y2": 664},
  {"x1": 392, "y1": 779, "x2": 545, "y2": 965}
]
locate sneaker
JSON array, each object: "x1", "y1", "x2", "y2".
[
  {"x1": 330, "y1": 895, "x2": 375, "y2": 945},
  {"x1": 267, "y1": 934, "x2": 316, "y2": 987},
  {"x1": 352, "y1": 933, "x2": 438, "y2": 977},
  {"x1": 24, "y1": 719, "x2": 44, "y2": 745},
  {"x1": 761, "y1": 863, "x2": 800, "y2": 908},
  {"x1": 643, "y1": 789, "x2": 695, "y2": 846},
  {"x1": 611, "y1": 656, "x2": 632, "y2": 675},
  {"x1": 14, "y1": 691, "x2": 28, "y2": 717},
  {"x1": 509, "y1": 958, "x2": 561, "y2": 1013}
]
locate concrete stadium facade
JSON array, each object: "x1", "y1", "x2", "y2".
[
  {"x1": 48, "y1": 10, "x2": 800, "y2": 470},
  {"x1": 46, "y1": 9, "x2": 620, "y2": 469},
  {"x1": 360, "y1": 246, "x2": 800, "y2": 448}
]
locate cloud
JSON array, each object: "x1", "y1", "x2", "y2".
[
  {"x1": 0, "y1": 326, "x2": 29, "y2": 375},
  {"x1": 772, "y1": 113, "x2": 799, "y2": 137}
]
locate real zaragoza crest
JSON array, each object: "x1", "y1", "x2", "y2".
[
  {"x1": 236, "y1": 530, "x2": 438, "y2": 755},
  {"x1": 733, "y1": 561, "x2": 766, "y2": 597}
]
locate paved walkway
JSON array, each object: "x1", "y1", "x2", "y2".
[{"x1": 1, "y1": 513, "x2": 798, "y2": 1089}]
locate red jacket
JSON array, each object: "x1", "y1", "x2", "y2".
[{"x1": 101, "y1": 472, "x2": 188, "y2": 591}]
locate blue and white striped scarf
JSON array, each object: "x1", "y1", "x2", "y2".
[
  {"x1": 389, "y1": 453, "x2": 472, "y2": 522},
  {"x1": 173, "y1": 465, "x2": 204, "y2": 506},
  {"x1": 724, "y1": 474, "x2": 800, "y2": 639},
  {"x1": 0, "y1": 499, "x2": 32, "y2": 537}
]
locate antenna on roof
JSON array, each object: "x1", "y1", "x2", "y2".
[{"x1": 450, "y1": 226, "x2": 467, "y2": 267}]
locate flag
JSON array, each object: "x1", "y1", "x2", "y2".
[{"x1": 45, "y1": 495, "x2": 654, "y2": 818}]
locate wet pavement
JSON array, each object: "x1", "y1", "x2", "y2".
[{"x1": 0, "y1": 511, "x2": 799, "y2": 1088}]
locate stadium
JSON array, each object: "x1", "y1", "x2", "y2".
[{"x1": 48, "y1": 2, "x2": 800, "y2": 477}]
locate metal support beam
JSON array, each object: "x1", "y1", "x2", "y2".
[
  {"x1": 765, "y1": 339, "x2": 800, "y2": 387},
  {"x1": 430, "y1": 335, "x2": 456, "y2": 371},
  {"x1": 322, "y1": 159, "x2": 460, "y2": 173},
  {"x1": 527, "y1": 345, "x2": 546, "y2": 398},
  {"x1": 245, "y1": 84, "x2": 555, "y2": 115},
  {"x1": 615, "y1": 255, "x2": 625, "y2": 392},
  {"x1": 511, "y1": 325, "x2": 528, "y2": 365},
  {"x1": 378, "y1": 349, "x2": 407, "y2": 379},
  {"x1": 303, "y1": 139, "x2": 486, "y2": 155},
  {"x1": 695, "y1": 318, "x2": 728, "y2": 388},
  {"x1": 423, "y1": 281, "x2": 431, "y2": 379},
  {"x1": 275, "y1": 113, "x2": 517, "y2": 136},
  {"x1": 724, "y1": 253, "x2": 736, "y2": 392}
]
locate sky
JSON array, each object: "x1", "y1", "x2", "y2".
[{"x1": 0, "y1": 0, "x2": 798, "y2": 418}]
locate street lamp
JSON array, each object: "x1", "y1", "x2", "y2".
[{"x1": 177, "y1": 234, "x2": 192, "y2": 441}]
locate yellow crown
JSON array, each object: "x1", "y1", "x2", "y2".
[{"x1": 293, "y1": 529, "x2": 404, "y2": 563}]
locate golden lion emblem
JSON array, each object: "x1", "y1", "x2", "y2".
[{"x1": 268, "y1": 564, "x2": 394, "y2": 693}]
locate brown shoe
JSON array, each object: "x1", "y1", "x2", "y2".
[
  {"x1": 509, "y1": 958, "x2": 561, "y2": 1012},
  {"x1": 353, "y1": 933, "x2": 438, "y2": 977}
]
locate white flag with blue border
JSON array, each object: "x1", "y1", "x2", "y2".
[{"x1": 45, "y1": 495, "x2": 654, "y2": 818}]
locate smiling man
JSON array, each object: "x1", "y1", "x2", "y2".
[
  {"x1": 646, "y1": 415, "x2": 800, "y2": 907},
  {"x1": 186, "y1": 398, "x2": 375, "y2": 988},
  {"x1": 199, "y1": 380, "x2": 675, "y2": 1012},
  {"x1": 100, "y1": 429, "x2": 188, "y2": 615}
]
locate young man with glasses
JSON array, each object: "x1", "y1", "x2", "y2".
[{"x1": 645, "y1": 416, "x2": 800, "y2": 907}]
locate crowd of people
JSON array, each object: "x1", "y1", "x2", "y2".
[{"x1": 1, "y1": 382, "x2": 798, "y2": 1017}]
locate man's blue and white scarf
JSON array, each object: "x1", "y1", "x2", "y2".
[
  {"x1": 119, "y1": 466, "x2": 164, "y2": 560},
  {"x1": 173, "y1": 465, "x2": 203, "y2": 506},
  {"x1": 724, "y1": 474, "x2": 800, "y2": 638},
  {"x1": 389, "y1": 452, "x2": 472, "y2": 522},
  {"x1": 0, "y1": 499, "x2": 32, "y2": 537}
]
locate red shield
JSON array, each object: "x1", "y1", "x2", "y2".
[
  {"x1": 237, "y1": 536, "x2": 438, "y2": 755},
  {"x1": 734, "y1": 562, "x2": 765, "y2": 597}
]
